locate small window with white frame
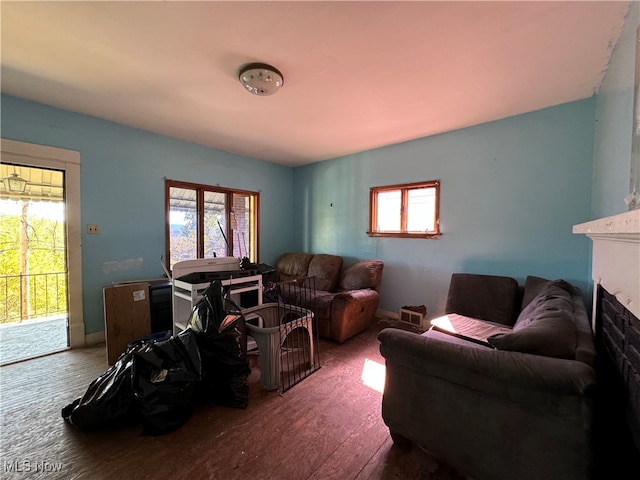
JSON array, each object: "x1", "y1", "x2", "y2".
[{"x1": 368, "y1": 180, "x2": 440, "y2": 238}]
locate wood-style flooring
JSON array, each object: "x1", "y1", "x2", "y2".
[{"x1": 0, "y1": 321, "x2": 466, "y2": 480}]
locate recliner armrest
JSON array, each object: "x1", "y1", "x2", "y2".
[{"x1": 334, "y1": 288, "x2": 379, "y2": 302}]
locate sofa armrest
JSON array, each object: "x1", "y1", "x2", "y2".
[
  {"x1": 334, "y1": 288, "x2": 379, "y2": 303},
  {"x1": 325, "y1": 289, "x2": 380, "y2": 343},
  {"x1": 378, "y1": 328, "x2": 596, "y2": 399}
]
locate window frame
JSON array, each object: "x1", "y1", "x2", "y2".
[
  {"x1": 164, "y1": 179, "x2": 260, "y2": 269},
  {"x1": 367, "y1": 180, "x2": 440, "y2": 239}
]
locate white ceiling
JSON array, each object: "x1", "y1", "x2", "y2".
[{"x1": 0, "y1": 1, "x2": 630, "y2": 167}]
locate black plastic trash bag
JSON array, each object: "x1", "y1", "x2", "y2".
[
  {"x1": 61, "y1": 342, "x2": 145, "y2": 429},
  {"x1": 131, "y1": 328, "x2": 202, "y2": 436},
  {"x1": 186, "y1": 280, "x2": 250, "y2": 409}
]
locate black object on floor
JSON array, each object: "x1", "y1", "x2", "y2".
[{"x1": 62, "y1": 280, "x2": 250, "y2": 435}]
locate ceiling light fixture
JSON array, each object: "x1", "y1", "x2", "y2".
[
  {"x1": 238, "y1": 63, "x2": 284, "y2": 96},
  {"x1": 3, "y1": 167, "x2": 28, "y2": 193}
]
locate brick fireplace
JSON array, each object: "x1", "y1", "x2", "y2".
[{"x1": 573, "y1": 209, "x2": 640, "y2": 454}]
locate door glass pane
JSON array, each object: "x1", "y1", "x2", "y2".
[
  {"x1": 0, "y1": 165, "x2": 67, "y2": 323},
  {"x1": 169, "y1": 187, "x2": 197, "y2": 266},
  {"x1": 407, "y1": 187, "x2": 436, "y2": 232},
  {"x1": 377, "y1": 190, "x2": 401, "y2": 231},
  {"x1": 204, "y1": 191, "x2": 227, "y2": 258},
  {"x1": 0, "y1": 164, "x2": 69, "y2": 363}
]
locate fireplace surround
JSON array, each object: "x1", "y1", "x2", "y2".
[{"x1": 574, "y1": 209, "x2": 640, "y2": 455}]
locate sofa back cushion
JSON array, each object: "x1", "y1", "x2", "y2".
[
  {"x1": 488, "y1": 280, "x2": 578, "y2": 359},
  {"x1": 339, "y1": 260, "x2": 384, "y2": 291},
  {"x1": 307, "y1": 254, "x2": 343, "y2": 292},
  {"x1": 445, "y1": 274, "x2": 520, "y2": 326},
  {"x1": 521, "y1": 275, "x2": 554, "y2": 311},
  {"x1": 514, "y1": 280, "x2": 574, "y2": 330},
  {"x1": 488, "y1": 314, "x2": 577, "y2": 358},
  {"x1": 276, "y1": 253, "x2": 314, "y2": 282}
]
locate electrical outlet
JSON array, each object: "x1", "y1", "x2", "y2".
[{"x1": 87, "y1": 224, "x2": 100, "y2": 235}]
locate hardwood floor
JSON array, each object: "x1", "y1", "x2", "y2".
[{"x1": 0, "y1": 321, "x2": 466, "y2": 480}]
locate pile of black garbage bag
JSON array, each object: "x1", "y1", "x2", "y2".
[{"x1": 62, "y1": 281, "x2": 250, "y2": 436}]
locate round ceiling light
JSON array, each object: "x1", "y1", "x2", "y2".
[{"x1": 238, "y1": 63, "x2": 284, "y2": 96}]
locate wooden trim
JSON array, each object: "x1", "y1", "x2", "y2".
[
  {"x1": 165, "y1": 178, "x2": 260, "y2": 269},
  {"x1": 253, "y1": 192, "x2": 260, "y2": 262},
  {"x1": 400, "y1": 188, "x2": 409, "y2": 232},
  {"x1": 366, "y1": 231, "x2": 441, "y2": 239},
  {"x1": 1, "y1": 138, "x2": 80, "y2": 165},
  {"x1": 370, "y1": 179, "x2": 439, "y2": 191},
  {"x1": 164, "y1": 179, "x2": 172, "y2": 268},
  {"x1": 368, "y1": 180, "x2": 440, "y2": 238},
  {"x1": 1, "y1": 139, "x2": 84, "y2": 348},
  {"x1": 197, "y1": 188, "x2": 205, "y2": 257},
  {"x1": 166, "y1": 178, "x2": 257, "y2": 196}
]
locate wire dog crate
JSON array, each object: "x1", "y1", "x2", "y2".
[{"x1": 243, "y1": 277, "x2": 320, "y2": 392}]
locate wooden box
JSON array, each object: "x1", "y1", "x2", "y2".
[{"x1": 103, "y1": 282, "x2": 151, "y2": 365}]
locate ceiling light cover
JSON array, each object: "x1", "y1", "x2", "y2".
[{"x1": 238, "y1": 63, "x2": 284, "y2": 96}]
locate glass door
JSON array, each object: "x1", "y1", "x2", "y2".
[{"x1": 0, "y1": 164, "x2": 69, "y2": 365}]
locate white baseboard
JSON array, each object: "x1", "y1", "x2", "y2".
[{"x1": 85, "y1": 330, "x2": 105, "y2": 346}]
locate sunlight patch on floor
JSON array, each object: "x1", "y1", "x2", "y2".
[{"x1": 361, "y1": 358, "x2": 385, "y2": 393}]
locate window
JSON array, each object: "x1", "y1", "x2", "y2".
[
  {"x1": 368, "y1": 180, "x2": 440, "y2": 238},
  {"x1": 165, "y1": 180, "x2": 259, "y2": 269}
]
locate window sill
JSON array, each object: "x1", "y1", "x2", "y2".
[{"x1": 366, "y1": 231, "x2": 441, "y2": 239}]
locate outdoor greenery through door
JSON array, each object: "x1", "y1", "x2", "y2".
[{"x1": 0, "y1": 164, "x2": 69, "y2": 364}]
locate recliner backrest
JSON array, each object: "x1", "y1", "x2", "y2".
[
  {"x1": 275, "y1": 253, "x2": 314, "y2": 283},
  {"x1": 307, "y1": 254, "x2": 343, "y2": 292},
  {"x1": 339, "y1": 260, "x2": 384, "y2": 292}
]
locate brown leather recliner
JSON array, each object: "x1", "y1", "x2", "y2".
[{"x1": 274, "y1": 253, "x2": 384, "y2": 343}]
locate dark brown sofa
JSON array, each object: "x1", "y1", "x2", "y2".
[
  {"x1": 378, "y1": 273, "x2": 597, "y2": 480},
  {"x1": 275, "y1": 252, "x2": 384, "y2": 343}
]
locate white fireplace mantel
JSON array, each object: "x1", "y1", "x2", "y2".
[{"x1": 573, "y1": 210, "x2": 640, "y2": 321}]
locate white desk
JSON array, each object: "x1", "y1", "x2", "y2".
[{"x1": 172, "y1": 273, "x2": 263, "y2": 334}]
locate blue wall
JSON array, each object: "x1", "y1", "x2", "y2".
[
  {"x1": 1, "y1": 94, "x2": 294, "y2": 335},
  {"x1": 592, "y1": 1, "x2": 639, "y2": 219},
  {"x1": 293, "y1": 100, "x2": 596, "y2": 318}
]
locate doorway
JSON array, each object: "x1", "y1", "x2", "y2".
[
  {"x1": 0, "y1": 139, "x2": 83, "y2": 365},
  {"x1": 0, "y1": 164, "x2": 69, "y2": 364}
]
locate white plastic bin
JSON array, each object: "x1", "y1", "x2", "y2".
[{"x1": 242, "y1": 303, "x2": 314, "y2": 390}]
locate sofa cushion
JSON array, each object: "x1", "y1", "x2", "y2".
[
  {"x1": 515, "y1": 280, "x2": 574, "y2": 330},
  {"x1": 275, "y1": 253, "x2": 314, "y2": 282},
  {"x1": 488, "y1": 280, "x2": 577, "y2": 358},
  {"x1": 306, "y1": 254, "x2": 343, "y2": 292},
  {"x1": 431, "y1": 314, "x2": 513, "y2": 342},
  {"x1": 445, "y1": 273, "x2": 520, "y2": 326},
  {"x1": 521, "y1": 275, "x2": 552, "y2": 310},
  {"x1": 422, "y1": 327, "x2": 490, "y2": 350},
  {"x1": 487, "y1": 314, "x2": 577, "y2": 358},
  {"x1": 339, "y1": 260, "x2": 383, "y2": 291}
]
